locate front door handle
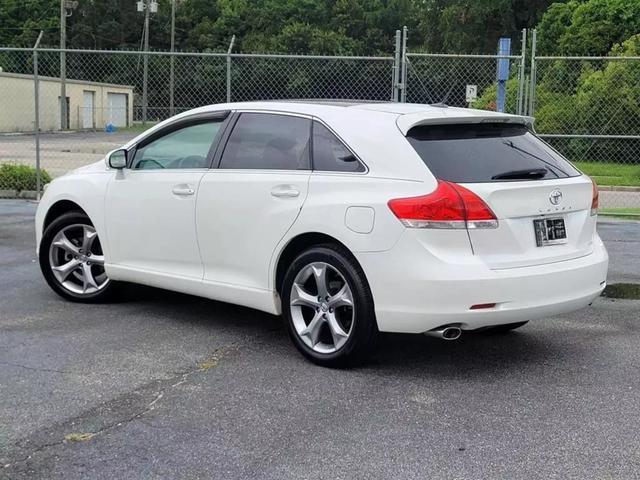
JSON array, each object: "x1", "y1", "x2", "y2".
[
  {"x1": 271, "y1": 186, "x2": 300, "y2": 198},
  {"x1": 172, "y1": 186, "x2": 195, "y2": 196}
]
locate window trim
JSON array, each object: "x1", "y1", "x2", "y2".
[
  {"x1": 310, "y1": 118, "x2": 368, "y2": 175},
  {"x1": 213, "y1": 110, "x2": 313, "y2": 172},
  {"x1": 126, "y1": 110, "x2": 231, "y2": 170}
]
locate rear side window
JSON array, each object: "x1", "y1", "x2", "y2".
[
  {"x1": 219, "y1": 113, "x2": 310, "y2": 170},
  {"x1": 406, "y1": 123, "x2": 580, "y2": 183},
  {"x1": 312, "y1": 122, "x2": 364, "y2": 173}
]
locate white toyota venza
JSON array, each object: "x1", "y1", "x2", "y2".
[{"x1": 36, "y1": 101, "x2": 609, "y2": 366}]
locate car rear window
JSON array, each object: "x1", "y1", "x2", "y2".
[{"x1": 406, "y1": 123, "x2": 581, "y2": 183}]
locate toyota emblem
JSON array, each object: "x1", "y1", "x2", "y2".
[{"x1": 549, "y1": 189, "x2": 563, "y2": 205}]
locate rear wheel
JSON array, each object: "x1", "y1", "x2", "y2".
[
  {"x1": 282, "y1": 245, "x2": 377, "y2": 367},
  {"x1": 483, "y1": 321, "x2": 529, "y2": 334},
  {"x1": 39, "y1": 212, "x2": 118, "y2": 302}
]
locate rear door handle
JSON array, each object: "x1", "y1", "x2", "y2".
[
  {"x1": 271, "y1": 187, "x2": 300, "y2": 198},
  {"x1": 172, "y1": 186, "x2": 195, "y2": 196}
]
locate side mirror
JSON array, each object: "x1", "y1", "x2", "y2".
[{"x1": 107, "y1": 149, "x2": 127, "y2": 169}]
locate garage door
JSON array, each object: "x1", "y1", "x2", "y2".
[
  {"x1": 82, "y1": 91, "x2": 94, "y2": 129},
  {"x1": 107, "y1": 93, "x2": 127, "y2": 127}
]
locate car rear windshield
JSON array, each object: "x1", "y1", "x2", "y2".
[{"x1": 406, "y1": 123, "x2": 581, "y2": 183}]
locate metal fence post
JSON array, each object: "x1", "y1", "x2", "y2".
[
  {"x1": 528, "y1": 29, "x2": 537, "y2": 116},
  {"x1": 142, "y1": 2, "x2": 150, "y2": 124},
  {"x1": 400, "y1": 26, "x2": 408, "y2": 103},
  {"x1": 517, "y1": 28, "x2": 527, "y2": 115},
  {"x1": 169, "y1": 0, "x2": 176, "y2": 117},
  {"x1": 33, "y1": 31, "x2": 44, "y2": 200},
  {"x1": 392, "y1": 30, "x2": 401, "y2": 101},
  {"x1": 226, "y1": 35, "x2": 235, "y2": 103}
]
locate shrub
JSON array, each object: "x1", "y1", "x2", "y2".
[{"x1": 0, "y1": 164, "x2": 52, "y2": 192}]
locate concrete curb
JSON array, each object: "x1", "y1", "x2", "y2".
[
  {"x1": 0, "y1": 190, "x2": 38, "y2": 200},
  {"x1": 599, "y1": 186, "x2": 640, "y2": 192}
]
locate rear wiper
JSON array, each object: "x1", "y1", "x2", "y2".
[
  {"x1": 501, "y1": 140, "x2": 568, "y2": 177},
  {"x1": 492, "y1": 168, "x2": 548, "y2": 180}
]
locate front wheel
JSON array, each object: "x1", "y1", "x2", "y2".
[
  {"x1": 282, "y1": 245, "x2": 377, "y2": 368},
  {"x1": 39, "y1": 212, "x2": 118, "y2": 303}
]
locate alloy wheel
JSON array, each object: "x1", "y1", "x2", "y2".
[
  {"x1": 289, "y1": 262, "x2": 355, "y2": 354},
  {"x1": 48, "y1": 224, "x2": 109, "y2": 295}
]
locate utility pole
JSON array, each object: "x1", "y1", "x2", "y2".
[
  {"x1": 137, "y1": 0, "x2": 157, "y2": 124},
  {"x1": 59, "y1": 1, "x2": 77, "y2": 130},
  {"x1": 169, "y1": 0, "x2": 176, "y2": 116}
]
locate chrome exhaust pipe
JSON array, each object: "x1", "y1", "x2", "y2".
[{"x1": 424, "y1": 326, "x2": 462, "y2": 341}]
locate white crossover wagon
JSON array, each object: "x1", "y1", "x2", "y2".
[{"x1": 36, "y1": 101, "x2": 608, "y2": 366}]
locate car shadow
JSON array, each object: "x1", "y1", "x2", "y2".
[{"x1": 120, "y1": 283, "x2": 578, "y2": 379}]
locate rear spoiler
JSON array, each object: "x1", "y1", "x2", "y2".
[{"x1": 396, "y1": 110, "x2": 535, "y2": 136}]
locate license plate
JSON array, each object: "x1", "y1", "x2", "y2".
[{"x1": 533, "y1": 217, "x2": 567, "y2": 246}]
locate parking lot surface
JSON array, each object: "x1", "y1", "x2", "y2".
[
  {"x1": 1, "y1": 200, "x2": 639, "y2": 479},
  {"x1": 0, "y1": 131, "x2": 137, "y2": 178}
]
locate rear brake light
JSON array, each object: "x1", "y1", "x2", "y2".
[
  {"x1": 388, "y1": 180, "x2": 498, "y2": 229},
  {"x1": 590, "y1": 178, "x2": 599, "y2": 216}
]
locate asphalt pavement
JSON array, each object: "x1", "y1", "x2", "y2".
[{"x1": 1, "y1": 200, "x2": 639, "y2": 479}]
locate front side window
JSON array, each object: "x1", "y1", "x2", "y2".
[
  {"x1": 219, "y1": 113, "x2": 310, "y2": 170},
  {"x1": 312, "y1": 122, "x2": 364, "y2": 173},
  {"x1": 131, "y1": 121, "x2": 222, "y2": 170}
]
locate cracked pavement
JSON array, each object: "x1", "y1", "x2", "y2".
[{"x1": 1, "y1": 200, "x2": 640, "y2": 479}]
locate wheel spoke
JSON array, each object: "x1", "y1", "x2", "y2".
[
  {"x1": 291, "y1": 283, "x2": 320, "y2": 309},
  {"x1": 300, "y1": 311, "x2": 325, "y2": 347},
  {"x1": 89, "y1": 254, "x2": 105, "y2": 266},
  {"x1": 51, "y1": 258, "x2": 80, "y2": 282},
  {"x1": 81, "y1": 263, "x2": 99, "y2": 292},
  {"x1": 328, "y1": 284, "x2": 353, "y2": 309},
  {"x1": 81, "y1": 226, "x2": 97, "y2": 253},
  {"x1": 52, "y1": 232, "x2": 80, "y2": 256},
  {"x1": 327, "y1": 313, "x2": 349, "y2": 349},
  {"x1": 311, "y1": 264, "x2": 329, "y2": 299}
]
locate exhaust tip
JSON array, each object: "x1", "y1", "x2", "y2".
[{"x1": 441, "y1": 327, "x2": 462, "y2": 341}]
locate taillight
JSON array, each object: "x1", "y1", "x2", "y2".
[
  {"x1": 388, "y1": 180, "x2": 498, "y2": 229},
  {"x1": 590, "y1": 178, "x2": 599, "y2": 216}
]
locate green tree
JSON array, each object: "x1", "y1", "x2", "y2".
[{"x1": 537, "y1": 0, "x2": 640, "y2": 56}]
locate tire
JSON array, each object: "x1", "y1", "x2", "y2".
[
  {"x1": 482, "y1": 321, "x2": 529, "y2": 334},
  {"x1": 282, "y1": 244, "x2": 377, "y2": 368},
  {"x1": 39, "y1": 211, "x2": 118, "y2": 303}
]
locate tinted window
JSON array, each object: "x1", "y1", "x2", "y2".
[
  {"x1": 312, "y1": 122, "x2": 364, "y2": 172},
  {"x1": 406, "y1": 123, "x2": 580, "y2": 183},
  {"x1": 132, "y1": 121, "x2": 222, "y2": 170},
  {"x1": 219, "y1": 113, "x2": 310, "y2": 170}
]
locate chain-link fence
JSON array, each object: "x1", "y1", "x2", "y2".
[
  {"x1": 0, "y1": 47, "x2": 394, "y2": 197},
  {"x1": 1, "y1": 29, "x2": 638, "y2": 214},
  {"x1": 405, "y1": 53, "x2": 526, "y2": 114}
]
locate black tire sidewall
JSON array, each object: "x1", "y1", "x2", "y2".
[
  {"x1": 483, "y1": 321, "x2": 529, "y2": 334},
  {"x1": 39, "y1": 212, "x2": 114, "y2": 303},
  {"x1": 282, "y1": 245, "x2": 377, "y2": 367}
]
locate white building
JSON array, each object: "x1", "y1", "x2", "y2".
[{"x1": 0, "y1": 72, "x2": 134, "y2": 133}]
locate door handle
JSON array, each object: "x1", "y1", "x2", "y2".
[
  {"x1": 172, "y1": 186, "x2": 195, "y2": 196},
  {"x1": 271, "y1": 186, "x2": 300, "y2": 198}
]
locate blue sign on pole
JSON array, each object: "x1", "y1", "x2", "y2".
[{"x1": 496, "y1": 37, "x2": 511, "y2": 113}]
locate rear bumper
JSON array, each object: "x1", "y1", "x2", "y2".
[{"x1": 356, "y1": 231, "x2": 608, "y2": 334}]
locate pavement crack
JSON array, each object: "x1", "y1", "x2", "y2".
[
  {"x1": 2, "y1": 344, "x2": 236, "y2": 472},
  {"x1": 0, "y1": 361, "x2": 78, "y2": 375}
]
